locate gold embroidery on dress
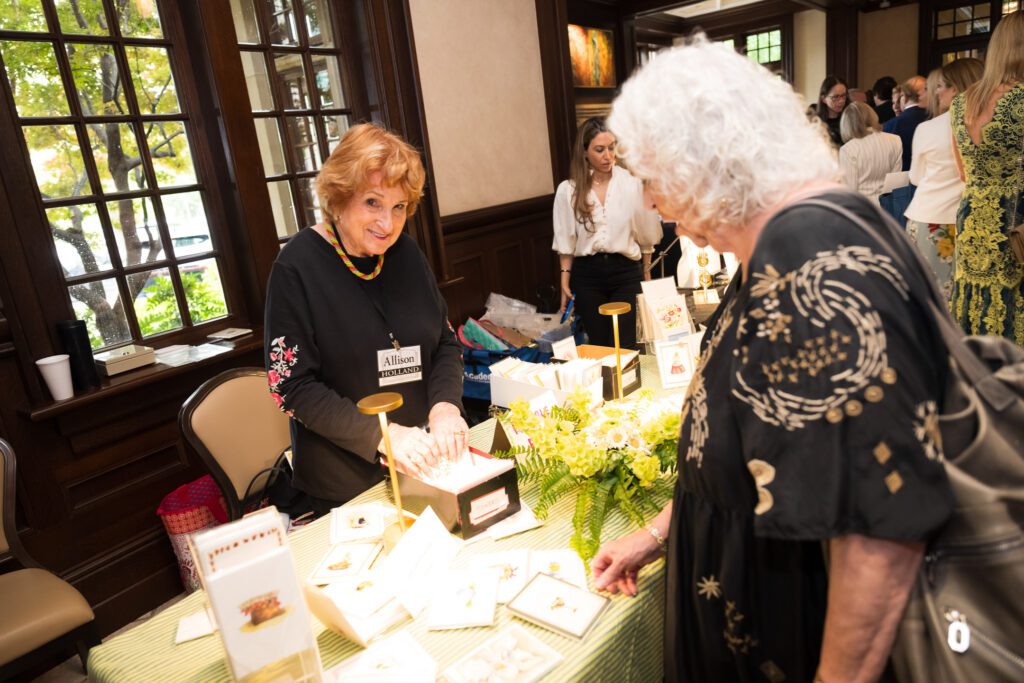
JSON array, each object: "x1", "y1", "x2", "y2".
[
  {"x1": 747, "y1": 459, "x2": 776, "y2": 515},
  {"x1": 913, "y1": 400, "x2": 944, "y2": 461},
  {"x1": 733, "y1": 247, "x2": 910, "y2": 430},
  {"x1": 697, "y1": 575, "x2": 722, "y2": 600},
  {"x1": 760, "y1": 660, "x2": 787, "y2": 683},
  {"x1": 723, "y1": 600, "x2": 759, "y2": 655},
  {"x1": 873, "y1": 442, "x2": 892, "y2": 465},
  {"x1": 885, "y1": 471, "x2": 904, "y2": 494}
]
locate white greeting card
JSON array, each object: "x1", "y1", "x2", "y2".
[
  {"x1": 309, "y1": 542, "x2": 383, "y2": 585},
  {"x1": 654, "y1": 339, "x2": 695, "y2": 389},
  {"x1": 329, "y1": 503, "x2": 388, "y2": 545},
  {"x1": 529, "y1": 549, "x2": 588, "y2": 589},
  {"x1": 470, "y1": 550, "x2": 532, "y2": 603},
  {"x1": 506, "y1": 573, "x2": 610, "y2": 640},
  {"x1": 304, "y1": 581, "x2": 408, "y2": 648},
  {"x1": 485, "y1": 501, "x2": 541, "y2": 541},
  {"x1": 204, "y1": 546, "x2": 322, "y2": 680},
  {"x1": 442, "y1": 624, "x2": 563, "y2": 683},
  {"x1": 191, "y1": 507, "x2": 287, "y2": 579},
  {"x1": 426, "y1": 568, "x2": 500, "y2": 631},
  {"x1": 379, "y1": 507, "x2": 462, "y2": 618},
  {"x1": 325, "y1": 631, "x2": 436, "y2": 682}
]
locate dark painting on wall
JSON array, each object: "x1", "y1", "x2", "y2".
[{"x1": 567, "y1": 24, "x2": 615, "y2": 88}]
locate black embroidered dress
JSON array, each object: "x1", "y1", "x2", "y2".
[{"x1": 665, "y1": 192, "x2": 953, "y2": 681}]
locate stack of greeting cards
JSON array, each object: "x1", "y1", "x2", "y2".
[
  {"x1": 190, "y1": 507, "x2": 323, "y2": 682},
  {"x1": 638, "y1": 277, "x2": 695, "y2": 344}
]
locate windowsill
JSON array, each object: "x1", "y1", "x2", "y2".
[{"x1": 23, "y1": 328, "x2": 264, "y2": 421}]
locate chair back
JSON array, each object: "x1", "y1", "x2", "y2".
[
  {"x1": 0, "y1": 439, "x2": 11, "y2": 556},
  {"x1": 179, "y1": 368, "x2": 291, "y2": 519}
]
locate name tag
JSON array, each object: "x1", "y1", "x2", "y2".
[{"x1": 377, "y1": 345, "x2": 422, "y2": 386}]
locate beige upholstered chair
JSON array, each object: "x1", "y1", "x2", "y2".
[
  {"x1": 179, "y1": 368, "x2": 292, "y2": 520},
  {"x1": 0, "y1": 438, "x2": 99, "y2": 679}
]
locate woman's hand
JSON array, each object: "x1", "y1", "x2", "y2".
[
  {"x1": 428, "y1": 401, "x2": 469, "y2": 462},
  {"x1": 591, "y1": 528, "x2": 664, "y2": 597},
  {"x1": 385, "y1": 424, "x2": 442, "y2": 478},
  {"x1": 560, "y1": 272, "x2": 573, "y2": 312}
]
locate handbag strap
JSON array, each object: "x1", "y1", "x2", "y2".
[{"x1": 794, "y1": 195, "x2": 1016, "y2": 412}]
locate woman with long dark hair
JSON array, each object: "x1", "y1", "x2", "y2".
[
  {"x1": 552, "y1": 117, "x2": 661, "y2": 349},
  {"x1": 816, "y1": 75, "x2": 849, "y2": 147}
]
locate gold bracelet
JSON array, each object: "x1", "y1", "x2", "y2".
[{"x1": 644, "y1": 523, "x2": 667, "y2": 547}]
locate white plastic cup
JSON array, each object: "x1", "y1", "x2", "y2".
[{"x1": 36, "y1": 354, "x2": 74, "y2": 401}]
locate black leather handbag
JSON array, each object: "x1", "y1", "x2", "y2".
[{"x1": 805, "y1": 197, "x2": 1024, "y2": 682}]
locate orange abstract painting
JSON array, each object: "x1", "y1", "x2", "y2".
[{"x1": 567, "y1": 24, "x2": 615, "y2": 88}]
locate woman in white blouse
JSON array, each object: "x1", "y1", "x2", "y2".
[
  {"x1": 552, "y1": 118, "x2": 662, "y2": 349},
  {"x1": 838, "y1": 101, "x2": 902, "y2": 204},
  {"x1": 904, "y1": 58, "x2": 983, "y2": 299}
]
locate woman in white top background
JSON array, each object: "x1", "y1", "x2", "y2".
[
  {"x1": 552, "y1": 117, "x2": 662, "y2": 349},
  {"x1": 905, "y1": 58, "x2": 984, "y2": 299},
  {"x1": 838, "y1": 101, "x2": 902, "y2": 204}
]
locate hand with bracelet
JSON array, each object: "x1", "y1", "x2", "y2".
[
  {"x1": 428, "y1": 401, "x2": 469, "y2": 462},
  {"x1": 592, "y1": 503, "x2": 671, "y2": 597}
]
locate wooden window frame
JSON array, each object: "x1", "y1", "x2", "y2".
[
  {"x1": 919, "y1": 0, "x2": 1012, "y2": 73},
  {"x1": 702, "y1": 15, "x2": 794, "y2": 84}
]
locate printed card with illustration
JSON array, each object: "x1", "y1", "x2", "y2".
[
  {"x1": 529, "y1": 549, "x2": 588, "y2": 588},
  {"x1": 317, "y1": 574, "x2": 397, "y2": 620},
  {"x1": 506, "y1": 572, "x2": 610, "y2": 640},
  {"x1": 426, "y1": 568, "x2": 500, "y2": 631},
  {"x1": 442, "y1": 623, "x2": 563, "y2": 683},
  {"x1": 205, "y1": 546, "x2": 322, "y2": 680},
  {"x1": 654, "y1": 339, "x2": 695, "y2": 389},
  {"x1": 325, "y1": 630, "x2": 435, "y2": 682},
  {"x1": 309, "y1": 542, "x2": 382, "y2": 585},
  {"x1": 469, "y1": 549, "x2": 532, "y2": 603},
  {"x1": 329, "y1": 503, "x2": 387, "y2": 545}
]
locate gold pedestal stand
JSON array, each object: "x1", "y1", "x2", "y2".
[
  {"x1": 598, "y1": 301, "x2": 632, "y2": 400},
  {"x1": 357, "y1": 391, "x2": 415, "y2": 551}
]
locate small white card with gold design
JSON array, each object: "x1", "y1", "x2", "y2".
[
  {"x1": 469, "y1": 550, "x2": 531, "y2": 603},
  {"x1": 529, "y1": 549, "x2": 588, "y2": 589},
  {"x1": 426, "y1": 568, "x2": 500, "y2": 631},
  {"x1": 442, "y1": 624, "x2": 563, "y2": 683},
  {"x1": 654, "y1": 338, "x2": 695, "y2": 389},
  {"x1": 506, "y1": 573, "x2": 610, "y2": 640},
  {"x1": 308, "y1": 542, "x2": 383, "y2": 585},
  {"x1": 325, "y1": 631, "x2": 435, "y2": 682},
  {"x1": 329, "y1": 503, "x2": 388, "y2": 544}
]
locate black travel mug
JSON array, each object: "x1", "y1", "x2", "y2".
[{"x1": 57, "y1": 320, "x2": 101, "y2": 390}]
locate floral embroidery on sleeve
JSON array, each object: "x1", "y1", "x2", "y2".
[{"x1": 267, "y1": 336, "x2": 299, "y2": 417}]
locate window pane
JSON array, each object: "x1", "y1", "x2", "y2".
[
  {"x1": 274, "y1": 51, "x2": 310, "y2": 109},
  {"x1": 938, "y1": 9, "x2": 954, "y2": 23},
  {"x1": 146, "y1": 120, "x2": 197, "y2": 187},
  {"x1": 0, "y1": 41, "x2": 72, "y2": 118},
  {"x1": 70, "y1": 278, "x2": 132, "y2": 349},
  {"x1": 284, "y1": 115, "x2": 319, "y2": 172},
  {"x1": 303, "y1": 0, "x2": 333, "y2": 47},
  {"x1": 311, "y1": 54, "x2": 345, "y2": 108},
  {"x1": 938, "y1": 24, "x2": 954, "y2": 39},
  {"x1": 296, "y1": 175, "x2": 319, "y2": 226},
  {"x1": 130, "y1": 266, "x2": 183, "y2": 336},
  {"x1": 55, "y1": 0, "x2": 110, "y2": 36},
  {"x1": 770, "y1": 30, "x2": 780, "y2": 45},
  {"x1": 66, "y1": 42, "x2": 128, "y2": 116},
  {"x1": 972, "y1": 18, "x2": 989, "y2": 32},
  {"x1": 956, "y1": 21, "x2": 970, "y2": 36},
  {"x1": 769, "y1": 46, "x2": 781, "y2": 62},
  {"x1": 126, "y1": 46, "x2": 180, "y2": 115},
  {"x1": 757, "y1": 32, "x2": 769, "y2": 49},
  {"x1": 268, "y1": 180, "x2": 298, "y2": 237},
  {"x1": 241, "y1": 51, "x2": 274, "y2": 110},
  {"x1": 24, "y1": 124, "x2": 91, "y2": 200},
  {"x1": 254, "y1": 117, "x2": 287, "y2": 175},
  {"x1": 325, "y1": 114, "x2": 349, "y2": 152},
  {"x1": 47, "y1": 204, "x2": 113, "y2": 276},
  {"x1": 264, "y1": 0, "x2": 298, "y2": 46},
  {"x1": 118, "y1": 0, "x2": 163, "y2": 38},
  {"x1": 88, "y1": 122, "x2": 148, "y2": 193},
  {"x1": 975, "y1": 3, "x2": 990, "y2": 17},
  {"x1": 106, "y1": 197, "x2": 164, "y2": 266},
  {"x1": 180, "y1": 258, "x2": 228, "y2": 324},
  {"x1": 746, "y1": 35, "x2": 756, "y2": 51},
  {"x1": 160, "y1": 191, "x2": 211, "y2": 257},
  {"x1": 230, "y1": 0, "x2": 262, "y2": 44},
  {"x1": 0, "y1": 2, "x2": 47, "y2": 32}
]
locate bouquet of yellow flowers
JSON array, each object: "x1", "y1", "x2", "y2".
[{"x1": 496, "y1": 389, "x2": 680, "y2": 561}]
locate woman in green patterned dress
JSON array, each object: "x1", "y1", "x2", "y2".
[{"x1": 950, "y1": 11, "x2": 1024, "y2": 345}]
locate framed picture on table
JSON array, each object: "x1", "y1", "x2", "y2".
[{"x1": 654, "y1": 338, "x2": 695, "y2": 389}]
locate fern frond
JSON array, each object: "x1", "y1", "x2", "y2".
[
  {"x1": 589, "y1": 475, "x2": 617, "y2": 547},
  {"x1": 570, "y1": 480, "x2": 596, "y2": 560},
  {"x1": 535, "y1": 469, "x2": 578, "y2": 519}
]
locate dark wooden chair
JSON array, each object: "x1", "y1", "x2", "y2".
[
  {"x1": 0, "y1": 438, "x2": 100, "y2": 680},
  {"x1": 178, "y1": 368, "x2": 291, "y2": 520}
]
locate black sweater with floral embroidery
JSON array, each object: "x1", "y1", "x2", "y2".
[{"x1": 264, "y1": 229, "x2": 464, "y2": 504}]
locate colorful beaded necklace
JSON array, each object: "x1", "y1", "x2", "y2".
[{"x1": 324, "y1": 222, "x2": 384, "y2": 280}]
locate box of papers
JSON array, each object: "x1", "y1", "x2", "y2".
[
  {"x1": 575, "y1": 344, "x2": 642, "y2": 400},
  {"x1": 93, "y1": 344, "x2": 156, "y2": 376},
  {"x1": 396, "y1": 448, "x2": 521, "y2": 540},
  {"x1": 488, "y1": 355, "x2": 604, "y2": 409}
]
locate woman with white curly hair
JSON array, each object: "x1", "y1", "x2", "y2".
[{"x1": 591, "y1": 37, "x2": 952, "y2": 682}]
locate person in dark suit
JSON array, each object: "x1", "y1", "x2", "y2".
[
  {"x1": 883, "y1": 76, "x2": 929, "y2": 170},
  {"x1": 872, "y1": 76, "x2": 898, "y2": 124}
]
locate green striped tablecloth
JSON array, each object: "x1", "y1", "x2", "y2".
[{"x1": 89, "y1": 358, "x2": 674, "y2": 682}]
